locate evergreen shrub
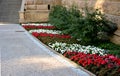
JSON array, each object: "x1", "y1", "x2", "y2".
[{"x1": 49, "y1": 5, "x2": 117, "y2": 45}]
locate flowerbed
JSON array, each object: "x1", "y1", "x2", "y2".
[
  {"x1": 64, "y1": 51, "x2": 120, "y2": 76},
  {"x1": 22, "y1": 23, "x2": 120, "y2": 76}
]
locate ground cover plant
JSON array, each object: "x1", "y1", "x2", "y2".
[{"x1": 22, "y1": 23, "x2": 120, "y2": 76}]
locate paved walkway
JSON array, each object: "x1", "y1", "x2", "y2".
[
  {"x1": 0, "y1": 0, "x2": 91, "y2": 75},
  {"x1": 0, "y1": 0, "x2": 21, "y2": 23},
  {"x1": 0, "y1": 24, "x2": 90, "y2": 76}
]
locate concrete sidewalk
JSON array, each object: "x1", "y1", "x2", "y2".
[{"x1": 0, "y1": 24, "x2": 90, "y2": 76}]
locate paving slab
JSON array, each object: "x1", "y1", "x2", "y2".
[{"x1": 0, "y1": 24, "x2": 90, "y2": 76}]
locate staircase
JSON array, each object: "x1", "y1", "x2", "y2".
[{"x1": 19, "y1": 0, "x2": 61, "y2": 23}]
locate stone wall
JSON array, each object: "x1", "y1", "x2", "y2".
[{"x1": 62, "y1": 0, "x2": 120, "y2": 44}]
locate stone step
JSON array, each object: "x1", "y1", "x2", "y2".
[
  {"x1": 36, "y1": 5, "x2": 50, "y2": 10},
  {"x1": 25, "y1": 10, "x2": 50, "y2": 13},
  {"x1": 24, "y1": 11, "x2": 49, "y2": 22},
  {"x1": 25, "y1": 4, "x2": 49, "y2": 10},
  {"x1": 25, "y1": 0, "x2": 34, "y2": 5}
]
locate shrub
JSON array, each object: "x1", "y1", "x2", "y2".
[
  {"x1": 49, "y1": 5, "x2": 117, "y2": 45},
  {"x1": 49, "y1": 5, "x2": 70, "y2": 30},
  {"x1": 49, "y1": 5, "x2": 82, "y2": 31},
  {"x1": 65, "y1": 7, "x2": 117, "y2": 45}
]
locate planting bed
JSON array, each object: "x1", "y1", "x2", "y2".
[{"x1": 22, "y1": 23, "x2": 120, "y2": 76}]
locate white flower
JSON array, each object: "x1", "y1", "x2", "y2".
[
  {"x1": 48, "y1": 42, "x2": 108, "y2": 55},
  {"x1": 21, "y1": 23, "x2": 53, "y2": 26},
  {"x1": 28, "y1": 29, "x2": 61, "y2": 34}
]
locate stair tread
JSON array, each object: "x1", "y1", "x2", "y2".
[{"x1": 25, "y1": 10, "x2": 50, "y2": 12}]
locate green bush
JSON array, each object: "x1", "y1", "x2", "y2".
[
  {"x1": 49, "y1": 5, "x2": 117, "y2": 45},
  {"x1": 49, "y1": 5, "x2": 70, "y2": 30},
  {"x1": 67, "y1": 7, "x2": 117, "y2": 45},
  {"x1": 49, "y1": 5, "x2": 82, "y2": 31}
]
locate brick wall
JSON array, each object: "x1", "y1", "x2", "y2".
[{"x1": 62, "y1": 0, "x2": 120, "y2": 44}]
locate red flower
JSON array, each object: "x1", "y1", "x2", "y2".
[
  {"x1": 23, "y1": 25, "x2": 55, "y2": 29},
  {"x1": 107, "y1": 63, "x2": 114, "y2": 69},
  {"x1": 32, "y1": 32, "x2": 39, "y2": 37},
  {"x1": 31, "y1": 32, "x2": 71, "y2": 39},
  {"x1": 87, "y1": 59, "x2": 92, "y2": 65},
  {"x1": 101, "y1": 60, "x2": 106, "y2": 65},
  {"x1": 63, "y1": 51, "x2": 120, "y2": 69}
]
